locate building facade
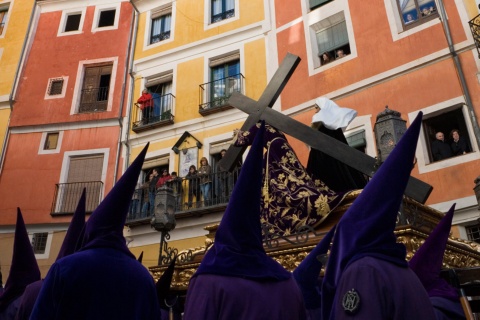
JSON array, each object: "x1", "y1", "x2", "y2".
[{"x1": 0, "y1": 0, "x2": 134, "y2": 276}]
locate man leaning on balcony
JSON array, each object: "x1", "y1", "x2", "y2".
[{"x1": 137, "y1": 89, "x2": 153, "y2": 125}]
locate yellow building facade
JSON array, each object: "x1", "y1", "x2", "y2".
[
  {"x1": 0, "y1": 0, "x2": 34, "y2": 165},
  {"x1": 126, "y1": 0, "x2": 275, "y2": 267}
]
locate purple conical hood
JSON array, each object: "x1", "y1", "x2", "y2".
[
  {"x1": 56, "y1": 188, "x2": 86, "y2": 261},
  {"x1": 137, "y1": 251, "x2": 144, "y2": 263},
  {"x1": 321, "y1": 112, "x2": 423, "y2": 320},
  {"x1": 156, "y1": 256, "x2": 176, "y2": 309},
  {"x1": 293, "y1": 226, "x2": 336, "y2": 309},
  {"x1": 409, "y1": 204, "x2": 459, "y2": 300},
  {"x1": 195, "y1": 121, "x2": 290, "y2": 280},
  {"x1": 81, "y1": 143, "x2": 149, "y2": 257},
  {"x1": 0, "y1": 209, "x2": 41, "y2": 311}
]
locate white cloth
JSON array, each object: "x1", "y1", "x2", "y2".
[{"x1": 312, "y1": 97, "x2": 357, "y2": 130}]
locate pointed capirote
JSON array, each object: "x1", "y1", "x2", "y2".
[
  {"x1": 194, "y1": 121, "x2": 290, "y2": 280},
  {"x1": 80, "y1": 143, "x2": 149, "y2": 258},
  {"x1": 0, "y1": 209, "x2": 41, "y2": 311},
  {"x1": 321, "y1": 112, "x2": 424, "y2": 320},
  {"x1": 409, "y1": 203, "x2": 459, "y2": 300}
]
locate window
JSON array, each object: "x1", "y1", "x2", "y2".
[
  {"x1": 209, "y1": 56, "x2": 240, "y2": 108},
  {"x1": 316, "y1": 20, "x2": 350, "y2": 65},
  {"x1": 346, "y1": 130, "x2": 366, "y2": 153},
  {"x1": 150, "y1": 7, "x2": 171, "y2": 44},
  {"x1": 211, "y1": 0, "x2": 234, "y2": 23},
  {"x1": 44, "y1": 132, "x2": 59, "y2": 150},
  {"x1": 64, "y1": 13, "x2": 81, "y2": 32},
  {"x1": 309, "y1": 0, "x2": 333, "y2": 11},
  {"x1": 0, "y1": 4, "x2": 9, "y2": 36},
  {"x1": 54, "y1": 154, "x2": 104, "y2": 214},
  {"x1": 147, "y1": 80, "x2": 173, "y2": 120},
  {"x1": 396, "y1": 0, "x2": 438, "y2": 29},
  {"x1": 48, "y1": 78, "x2": 64, "y2": 96},
  {"x1": 31, "y1": 232, "x2": 48, "y2": 254},
  {"x1": 423, "y1": 106, "x2": 473, "y2": 163},
  {"x1": 466, "y1": 223, "x2": 480, "y2": 243},
  {"x1": 79, "y1": 64, "x2": 112, "y2": 113},
  {"x1": 98, "y1": 9, "x2": 116, "y2": 28}
]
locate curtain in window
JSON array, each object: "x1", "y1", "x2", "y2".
[
  {"x1": 226, "y1": 0, "x2": 235, "y2": 11},
  {"x1": 212, "y1": 0, "x2": 222, "y2": 15},
  {"x1": 316, "y1": 21, "x2": 348, "y2": 54},
  {"x1": 151, "y1": 14, "x2": 171, "y2": 38}
]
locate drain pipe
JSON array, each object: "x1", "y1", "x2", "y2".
[
  {"x1": 113, "y1": 3, "x2": 138, "y2": 183},
  {"x1": 0, "y1": 1, "x2": 38, "y2": 174},
  {"x1": 122, "y1": 1, "x2": 141, "y2": 171},
  {"x1": 437, "y1": 0, "x2": 480, "y2": 148}
]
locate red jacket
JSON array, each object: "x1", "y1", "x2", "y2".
[{"x1": 137, "y1": 93, "x2": 153, "y2": 110}]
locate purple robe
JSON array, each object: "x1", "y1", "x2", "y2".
[
  {"x1": 14, "y1": 280, "x2": 43, "y2": 320},
  {"x1": 30, "y1": 248, "x2": 161, "y2": 320},
  {"x1": 332, "y1": 257, "x2": 436, "y2": 320},
  {"x1": 183, "y1": 274, "x2": 306, "y2": 320},
  {"x1": 0, "y1": 296, "x2": 21, "y2": 320}
]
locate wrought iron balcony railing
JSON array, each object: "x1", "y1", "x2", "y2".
[
  {"x1": 51, "y1": 181, "x2": 104, "y2": 215},
  {"x1": 151, "y1": 31, "x2": 171, "y2": 44},
  {"x1": 212, "y1": 9, "x2": 235, "y2": 23},
  {"x1": 198, "y1": 73, "x2": 244, "y2": 115},
  {"x1": 132, "y1": 93, "x2": 175, "y2": 132},
  {"x1": 126, "y1": 167, "x2": 241, "y2": 224},
  {"x1": 469, "y1": 12, "x2": 480, "y2": 59},
  {"x1": 79, "y1": 86, "x2": 109, "y2": 113}
]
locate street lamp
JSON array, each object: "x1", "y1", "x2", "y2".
[
  {"x1": 374, "y1": 106, "x2": 407, "y2": 163},
  {"x1": 150, "y1": 185, "x2": 177, "y2": 265}
]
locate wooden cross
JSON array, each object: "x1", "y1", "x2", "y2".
[{"x1": 219, "y1": 53, "x2": 433, "y2": 204}]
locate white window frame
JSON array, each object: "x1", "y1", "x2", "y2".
[
  {"x1": 70, "y1": 57, "x2": 118, "y2": 114},
  {"x1": 57, "y1": 8, "x2": 86, "y2": 37},
  {"x1": 29, "y1": 231, "x2": 53, "y2": 260},
  {"x1": 383, "y1": 0, "x2": 441, "y2": 41},
  {"x1": 38, "y1": 131, "x2": 64, "y2": 155},
  {"x1": 408, "y1": 97, "x2": 480, "y2": 174},
  {"x1": 204, "y1": 0, "x2": 240, "y2": 30},
  {"x1": 146, "y1": 4, "x2": 175, "y2": 48},
  {"x1": 44, "y1": 76, "x2": 69, "y2": 100},
  {"x1": 344, "y1": 114, "x2": 377, "y2": 157},
  {"x1": 304, "y1": 0, "x2": 357, "y2": 75},
  {"x1": 91, "y1": 3, "x2": 120, "y2": 32},
  {"x1": 0, "y1": 1, "x2": 11, "y2": 38}
]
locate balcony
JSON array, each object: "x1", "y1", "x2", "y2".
[
  {"x1": 212, "y1": 9, "x2": 235, "y2": 23},
  {"x1": 125, "y1": 168, "x2": 241, "y2": 226},
  {"x1": 51, "y1": 181, "x2": 103, "y2": 215},
  {"x1": 132, "y1": 93, "x2": 175, "y2": 133},
  {"x1": 198, "y1": 73, "x2": 244, "y2": 116},
  {"x1": 469, "y1": 11, "x2": 480, "y2": 59},
  {"x1": 79, "y1": 86, "x2": 109, "y2": 113}
]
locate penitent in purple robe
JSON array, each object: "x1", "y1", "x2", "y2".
[
  {"x1": 184, "y1": 122, "x2": 306, "y2": 320},
  {"x1": 333, "y1": 257, "x2": 436, "y2": 320},
  {"x1": 186, "y1": 275, "x2": 306, "y2": 319},
  {"x1": 30, "y1": 144, "x2": 161, "y2": 320}
]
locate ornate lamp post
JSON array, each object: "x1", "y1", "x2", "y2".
[
  {"x1": 150, "y1": 185, "x2": 177, "y2": 265},
  {"x1": 374, "y1": 106, "x2": 407, "y2": 163}
]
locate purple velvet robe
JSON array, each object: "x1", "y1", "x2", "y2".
[
  {"x1": 14, "y1": 280, "x2": 43, "y2": 320},
  {"x1": 0, "y1": 296, "x2": 21, "y2": 320},
  {"x1": 183, "y1": 274, "x2": 307, "y2": 320},
  {"x1": 30, "y1": 248, "x2": 161, "y2": 320},
  {"x1": 430, "y1": 297, "x2": 466, "y2": 320},
  {"x1": 332, "y1": 257, "x2": 436, "y2": 320}
]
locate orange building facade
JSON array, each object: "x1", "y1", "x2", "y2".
[
  {"x1": 0, "y1": 0, "x2": 134, "y2": 275},
  {"x1": 270, "y1": 0, "x2": 480, "y2": 239}
]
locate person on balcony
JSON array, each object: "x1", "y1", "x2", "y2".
[
  {"x1": 156, "y1": 169, "x2": 171, "y2": 189},
  {"x1": 137, "y1": 88, "x2": 153, "y2": 125},
  {"x1": 186, "y1": 165, "x2": 200, "y2": 208},
  {"x1": 198, "y1": 157, "x2": 212, "y2": 206},
  {"x1": 166, "y1": 171, "x2": 183, "y2": 211}
]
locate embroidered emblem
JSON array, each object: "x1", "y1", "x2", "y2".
[{"x1": 342, "y1": 288, "x2": 361, "y2": 314}]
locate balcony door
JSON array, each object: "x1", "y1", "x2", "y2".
[
  {"x1": 61, "y1": 154, "x2": 104, "y2": 213},
  {"x1": 80, "y1": 65, "x2": 112, "y2": 113}
]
